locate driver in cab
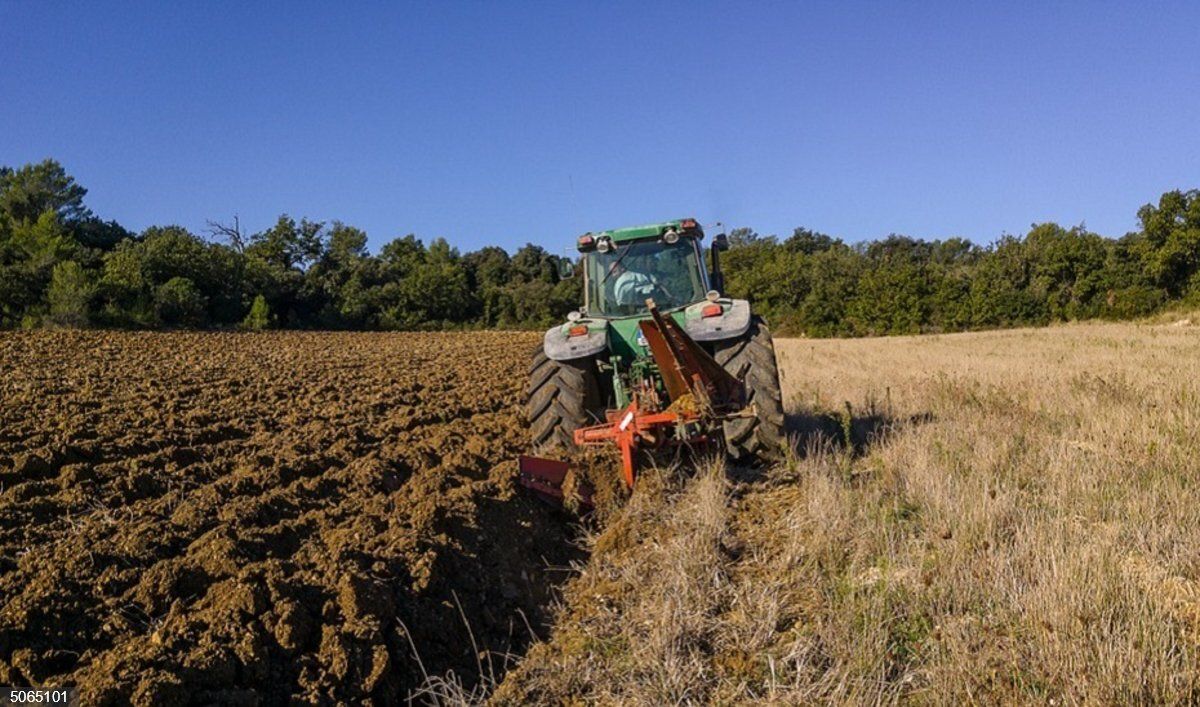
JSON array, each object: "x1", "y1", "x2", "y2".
[{"x1": 609, "y1": 255, "x2": 658, "y2": 307}]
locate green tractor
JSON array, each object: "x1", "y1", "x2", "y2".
[{"x1": 523, "y1": 218, "x2": 784, "y2": 493}]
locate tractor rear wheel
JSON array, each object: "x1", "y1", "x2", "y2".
[
  {"x1": 527, "y1": 348, "x2": 604, "y2": 453},
  {"x1": 714, "y1": 316, "x2": 786, "y2": 462}
]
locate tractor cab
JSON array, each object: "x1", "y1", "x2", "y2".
[
  {"x1": 578, "y1": 220, "x2": 711, "y2": 317},
  {"x1": 551, "y1": 219, "x2": 743, "y2": 364}
]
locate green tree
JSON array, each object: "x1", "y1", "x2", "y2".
[
  {"x1": 155, "y1": 277, "x2": 207, "y2": 327},
  {"x1": 0, "y1": 159, "x2": 91, "y2": 224},
  {"x1": 784, "y1": 227, "x2": 837, "y2": 254},
  {"x1": 490, "y1": 244, "x2": 577, "y2": 327},
  {"x1": 326, "y1": 222, "x2": 368, "y2": 264},
  {"x1": 968, "y1": 236, "x2": 1045, "y2": 327},
  {"x1": 797, "y1": 244, "x2": 861, "y2": 336},
  {"x1": 1022, "y1": 223, "x2": 1110, "y2": 320},
  {"x1": 100, "y1": 225, "x2": 244, "y2": 326},
  {"x1": 242, "y1": 216, "x2": 328, "y2": 326},
  {"x1": 846, "y1": 236, "x2": 935, "y2": 335},
  {"x1": 46, "y1": 261, "x2": 95, "y2": 328},
  {"x1": 376, "y1": 238, "x2": 472, "y2": 330},
  {"x1": 304, "y1": 222, "x2": 371, "y2": 328},
  {"x1": 73, "y1": 218, "x2": 131, "y2": 251},
  {"x1": 510, "y1": 244, "x2": 557, "y2": 283},
  {"x1": 1100, "y1": 233, "x2": 1164, "y2": 318},
  {"x1": 463, "y1": 246, "x2": 513, "y2": 325},
  {"x1": 246, "y1": 215, "x2": 325, "y2": 271},
  {"x1": 1134, "y1": 189, "x2": 1200, "y2": 298},
  {"x1": 242, "y1": 294, "x2": 272, "y2": 330},
  {"x1": 0, "y1": 211, "x2": 77, "y2": 326},
  {"x1": 379, "y1": 234, "x2": 426, "y2": 275}
]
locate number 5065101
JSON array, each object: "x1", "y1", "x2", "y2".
[{"x1": 2, "y1": 688, "x2": 78, "y2": 706}]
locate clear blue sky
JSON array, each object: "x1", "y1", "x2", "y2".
[{"x1": 3, "y1": 2, "x2": 1198, "y2": 254}]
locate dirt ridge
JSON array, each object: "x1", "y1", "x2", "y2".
[{"x1": 0, "y1": 331, "x2": 580, "y2": 705}]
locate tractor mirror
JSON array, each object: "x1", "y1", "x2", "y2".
[
  {"x1": 557, "y1": 258, "x2": 576, "y2": 279},
  {"x1": 712, "y1": 233, "x2": 730, "y2": 252}
]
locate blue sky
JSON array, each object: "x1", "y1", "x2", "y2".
[{"x1": 2, "y1": 2, "x2": 1198, "y2": 253}]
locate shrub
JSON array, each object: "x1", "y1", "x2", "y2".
[
  {"x1": 155, "y1": 277, "x2": 207, "y2": 327},
  {"x1": 242, "y1": 294, "x2": 272, "y2": 330},
  {"x1": 46, "y1": 260, "x2": 94, "y2": 328}
]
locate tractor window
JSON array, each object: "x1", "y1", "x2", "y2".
[{"x1": 586, "y1": 238, "x2": 708, "y2": 316}]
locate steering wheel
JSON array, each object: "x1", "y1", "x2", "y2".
[{"x1": 649, "y1": 275, "x2": 675, "y2": 301}]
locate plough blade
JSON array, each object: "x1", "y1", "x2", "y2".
[{"x1": 517, "y1": 455, "x2": 593, "y2": 509}]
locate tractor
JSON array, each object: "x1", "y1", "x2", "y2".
[{"x1": 519, "y1": 218, "x2": 784, "y2": 504}]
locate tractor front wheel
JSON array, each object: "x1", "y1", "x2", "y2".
[
  {"x1": 714, "y1": 316, "x2": 786, "y2": 463},
  {"x1": 527, "y1": 348, "x2": 604, "y2": 453}
]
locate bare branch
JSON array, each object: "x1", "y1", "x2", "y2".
[{"x1": 205, "y1": 215, "x2": 246, "y2": 252}]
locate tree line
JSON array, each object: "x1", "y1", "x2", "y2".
[
  {"x1": 722, "y1": 192, "x2": 1199, "y2": 336},
  {"x1": 1, "y1": 159, "x2": 1197, "y2": 336},
  {"x1": 0, "y1": 160, "x2": 580, "y2": 331}
]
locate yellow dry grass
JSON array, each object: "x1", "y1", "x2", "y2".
[{"x1": 496, "y1": 319, "x2": 1200, "y2": 705}]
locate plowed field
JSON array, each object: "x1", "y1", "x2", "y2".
[{"x1": 0, "y1": 331, "x2": 580, "y2": 705}]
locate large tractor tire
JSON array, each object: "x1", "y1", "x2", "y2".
[
  {"x1": 527, "y1": 347, "x2": 604, "y2": 453},
  {"x1": 714, "y1": 316, "x2": 786, "y2": 462}
]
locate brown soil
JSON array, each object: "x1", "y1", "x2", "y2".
[{"x1": 0, "y1": 331, "x2": 583, "y2": 706}]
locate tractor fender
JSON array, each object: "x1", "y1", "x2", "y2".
[
  {"x1": 543, "y1": 321, "x2": 608, "y2": 361},
  {"x1": 682, "y1": 298, "x2": 753, "y2": 342}
]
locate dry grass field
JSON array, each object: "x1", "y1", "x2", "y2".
[{"x1": 498, "y1": 320, "x2": 1200, "y2": 704}]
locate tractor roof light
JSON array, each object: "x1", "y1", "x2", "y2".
[
  {"x1": 705, "y1": 290, "x2": 720, "y2": 302},
  {"x1": 596, "y1": 236, "x2": 613, "y2": 254},
  {"x1": 701, "y1": 303, "x2": 723, "y2": 318},
  {"x1": 577, "y1": 234, "x2": 597, "y2": 252},
  {"x1": 662, "y1": 228, "x2": 679, "y2": 245},
  {"x1": 680, "y1": 218, "x2": 698, "y2": 230}
]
